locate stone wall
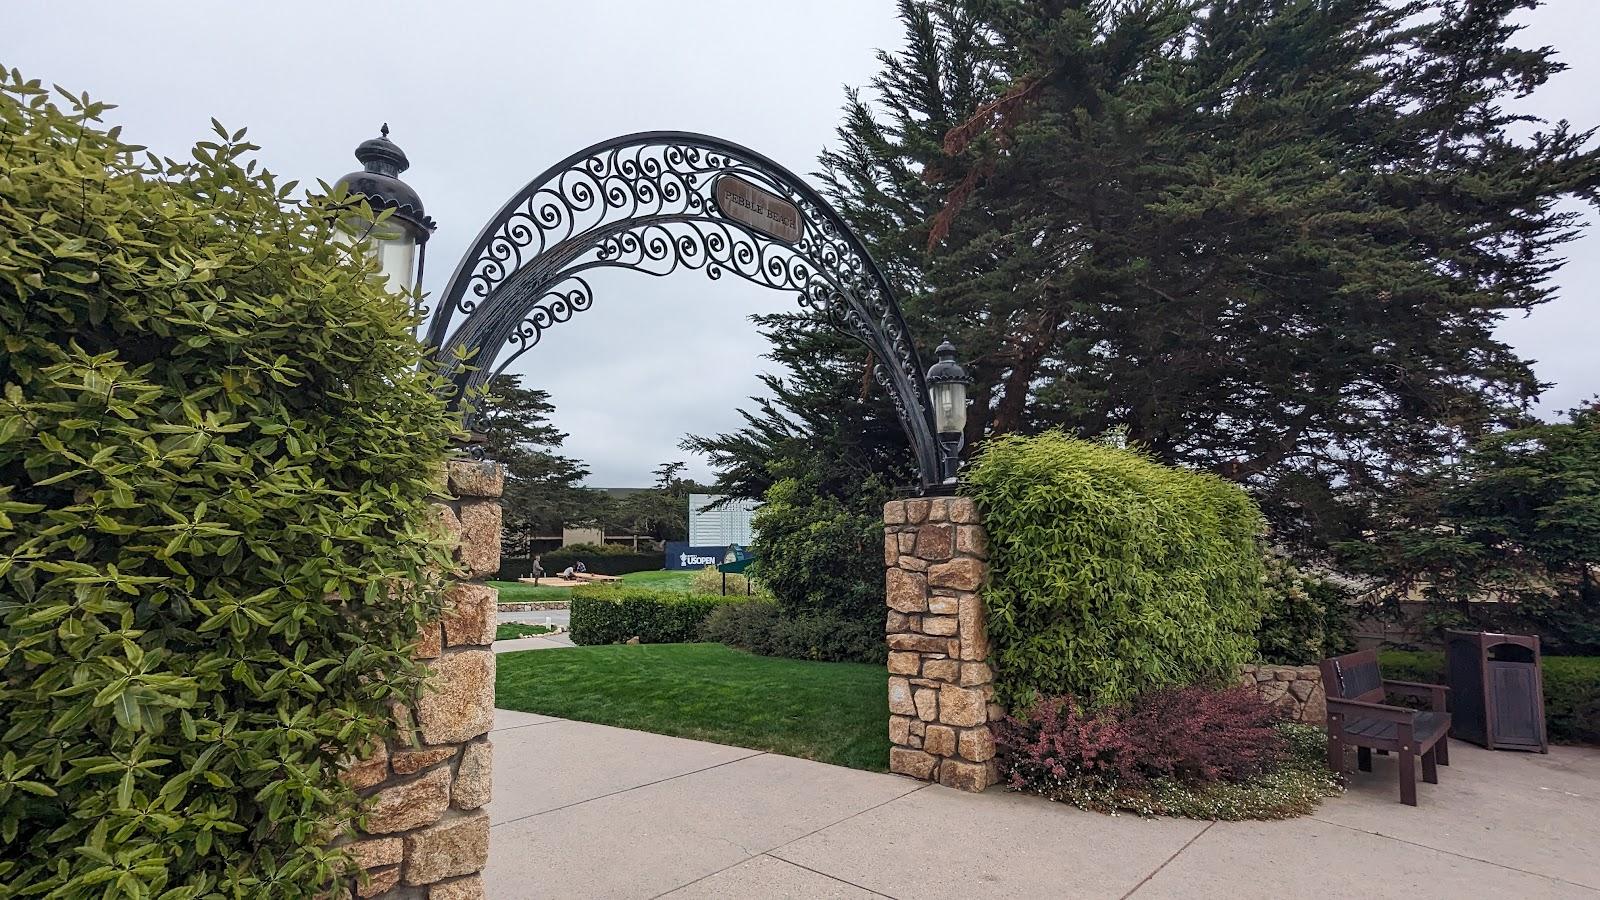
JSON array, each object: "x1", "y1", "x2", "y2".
[
  {"x1": 883, "y1": 497, "x2": 999, "y2": 792},
  {"x1": 1239, "y1": 663, "x2": 1326, "y2": 724},
  {"x1": 337, "y1": 458, "x2": 502, "y2": 899}
]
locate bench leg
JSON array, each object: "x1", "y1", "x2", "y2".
[
  {"x1": 1327, "y1": 734, "x2": 1345, "y2": 777},
  {"x1": 1422, "y1": 747, "x2": 1439, "y2": 785},
  {"x1": 1435, "y1": 737, "x2": 1449, "y2": 766},
  {"x1": 1358, "y1": 746, "x2": 1372, "y2": 772},
  {"x1": 1398, "y1": 751, "x2": 1418, "y2": 806}
]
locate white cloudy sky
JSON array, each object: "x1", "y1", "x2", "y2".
[{"x1": 7, "y1": 1, "x2": 1597, "y2": 486}]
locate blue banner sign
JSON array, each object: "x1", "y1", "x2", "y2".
[{"x1": 664, "y1": 542, "x2": 729, "y2": 570}]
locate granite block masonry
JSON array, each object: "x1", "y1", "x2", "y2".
[
  {"x1": 1239, "y1": 663, "x2": 1327, "y2": 724},
  {"x1": 337, "y1": 458, "x2": 501, "y2": 899},
  {"x1": 884, "y1": 497, "x2": 998, "y2": 792}
]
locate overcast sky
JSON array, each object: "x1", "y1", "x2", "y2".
[{"x1": 8, "y1": 1, "x2": 1597, "y2": 486}]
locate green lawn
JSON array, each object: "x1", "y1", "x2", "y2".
[
  {"x1": 495, "y1": 622, "x2": 554, "y2": 640},
  {"x1": 495, "y1": 643, "x2": 891, "y2": 771},
  {"x1": 490, "y1": 569, "x2": 697, "y2": 603}
]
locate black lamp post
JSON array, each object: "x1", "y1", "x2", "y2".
[
  {"x1": 334, "y1": 125, "x2": 436, "y2": 302},
  {"x1": 924, "y1": 339, "x2": 972, "y2": 487}
]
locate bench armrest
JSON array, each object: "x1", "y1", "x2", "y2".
[
  {"x1": 1384, "y1": 679, "x2": 1449, "y2": 711},
  {"x1": 1327, "y1": 697, "x2": 1418, "y2": 724}
]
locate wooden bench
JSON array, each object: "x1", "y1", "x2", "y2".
[{"x1": 1320, "y1": 649, "x2": 1452, "y2": 806}]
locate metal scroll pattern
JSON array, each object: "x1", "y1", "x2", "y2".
[{"x1": 431, "y1": 133, "x2": 940, "y2": 487}]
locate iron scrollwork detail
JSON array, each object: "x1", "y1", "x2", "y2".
[{"x1": 427, "y1": 132, "x2": 943, "y2": 490}]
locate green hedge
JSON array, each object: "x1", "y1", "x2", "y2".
[
  {"x1": 1379, "y1": 651, "x2": 1600, "y2": 745},
  {"x1": 967, "y1": 432, "x2": 1267, "y2": 710},
  {"x1": 1255, "y1": 554, "x2": 1355, "y2": 665},
  {"x1": 699, "y1": 600, "x2": 886, "y2": 663},
  {"x1": 569, "y1": 585, "x2": 745, "y2": 645},
  {"x1": 538, "y1": 547, "x2": 663, "y2": 577},
  {"x1": 0, "y1": 76, "x2": 456, "y2": 896}
]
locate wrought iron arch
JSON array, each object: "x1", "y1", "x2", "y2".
[{"x1": 426, "y1": 131, "x2": 943, "y2": 490}]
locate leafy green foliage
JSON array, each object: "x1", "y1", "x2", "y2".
[
  {"x1": 539, "y1": 547, "x2": 662, "y2": 577},
  {"x1": 750, "y1": 477, "x2": 889, "y2": 623},
  {"x1": 967, "y1": 432, "x2": 1266, "y2": 709},
  {"x1": 1378, "y1": 651, "x2": 1600, "y2": 745},
  {"x1": 1344, "y1": 405, "x2": 1600, "y2": 654},
  {"x1": 710, "y1": 0, "x2": 1600, "y2": 568},
  {"x1": 700, "y1": 600, "x2": 886, "y2": 664},
  {"x1": 0, "y1": 74, "x2": 457, "y2": 897},
  {"x1": 599, "y1": 461, "x2": 711, "y2": 543},
  {"x1": 1255, "y1": 555, "x2": 1356, "y2": 665},
  {"x1": 1001, "y1": 720, "x2": 1340, "y2": 821},
  {"x1": 568, "y1": 585, "x2": 745, "y2": 645},
  {"x1": 690, "y1": 565, "x2": 755, "y2": 597}
]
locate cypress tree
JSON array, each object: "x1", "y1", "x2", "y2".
[{"x1": 701, "y1": 0, "x2": 1600, "y2": 559}]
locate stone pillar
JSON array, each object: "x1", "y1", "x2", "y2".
[
  {"x1": 339, "y1": 458, "x2": 501, "y2": 899},
  {"x1": 883, "y1": 496, "x2": 998, "y2": 792}
]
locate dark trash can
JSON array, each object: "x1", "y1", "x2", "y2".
[{"x1": 1445, "y1": 630, "x2": 1548, "y2": 753}]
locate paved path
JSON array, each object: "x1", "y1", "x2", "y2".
[
  {"x1": 498, "y1": 609, "x2": 571, "y2": 628},
  {"x1": 493, "y1": 633, "x2": 574, "y2": 653},
  {"x1": 484, "y1": 708, "x2": 1600, "y2": 899}
]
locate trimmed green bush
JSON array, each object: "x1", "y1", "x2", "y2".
[
  {"x1": 967, "y1": 431, "x2": 1267, "y2": 709},
  {"x1": 569, "y1": 585, "x2": 745, "y2": 645},
  {"x1": 700, "y1": 600, "x2": 886, "y2": 663},
  {"x1": 0, "y1": 75, "x2": 456, "y2": 896},
  {"x1": 692, "y1": 564, "x2": 755, "y2": 596},
  {"x1": 750, "y1": 477, "x2": 886, "y2": 621},
  {"x1": 1378, "y1": 651, "x2": 1600, "y2": 745}
]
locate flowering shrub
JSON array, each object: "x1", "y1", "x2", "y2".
[{"x1": 995, "y1": 686, "x2": 1285, "y2": 790}]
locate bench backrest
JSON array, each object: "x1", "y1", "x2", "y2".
[{"x1": 1320, "y1": 648, "x2": 1385, "y2": 703}]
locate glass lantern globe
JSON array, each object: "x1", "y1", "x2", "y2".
[
  {"x1": 925, "y1": 339, "x2": 972, "y2": 437},
  {"x1": 333, "y1": 125, "x2": 434, "y2": 300}
]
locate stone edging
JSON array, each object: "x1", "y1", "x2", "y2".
[{"x1": 1239, "y1": 662, "x2": 1326, "y2": 724}]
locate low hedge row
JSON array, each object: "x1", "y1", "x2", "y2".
[
  {"x1": 1379, "y1": 650, "x2": 1600, "y2": 745},
  {"x1": 500, "y1": 549, "x2": 663, "y2": 580},
  {"x1": 699, "y1": 600, "x2": 886, "y2": 663},
  {"x1": 569, "y1": 585, "x2": 746, "y2": 645}
]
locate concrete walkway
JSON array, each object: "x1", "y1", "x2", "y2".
[
  {"x1": 498, "y1": 609, "x2": 571, "y2": 628},
  {"x1": 484, "y1": 708, "x2": 1600, "y2": 899}
]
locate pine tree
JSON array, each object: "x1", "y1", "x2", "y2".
[
  {"x1": 706, "y1": 0, "x2": 1600, "y2": 561},
  {"x1": 476, "y1": 375, "x2": 596, "y2": 556}
]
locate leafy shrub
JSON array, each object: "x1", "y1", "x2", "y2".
[
  {"x1": 1378, "y1": 650, "x2": 1600, "y2": 744},
  {"x1": 966, "y1": 431, "x2": 1268, "y2": 709},
  {"x1": 994, "y1": 686, "x2": 1285, "y2": 790},
  {"x1": 569, "y1": 585, "x2": 744, "y2": 644},
  {"x1": 700, "y1": 600, "x2": 886, "y2": 663},
  {"x1": 692, "y1": 564, "x2": 753, "y2": 596},
  {"x1": 539, "y1": 546, "x2": 662, "y2": 577},
  {"x1": 1255, "y1": 554, "x2": 1356, "y2": 664},
  {"x1": 557, "y1": 541, "x2": 636, "y2": 556},
  {"x1": 0, "y1": 75, "x2": 456, "y2": 896},
  {"x1": 751, "y1": 477, "x2": 886, "y2": 621},
  {"x1": 1019, "y1": 722, "x2": 1342, "y2": 820}
]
